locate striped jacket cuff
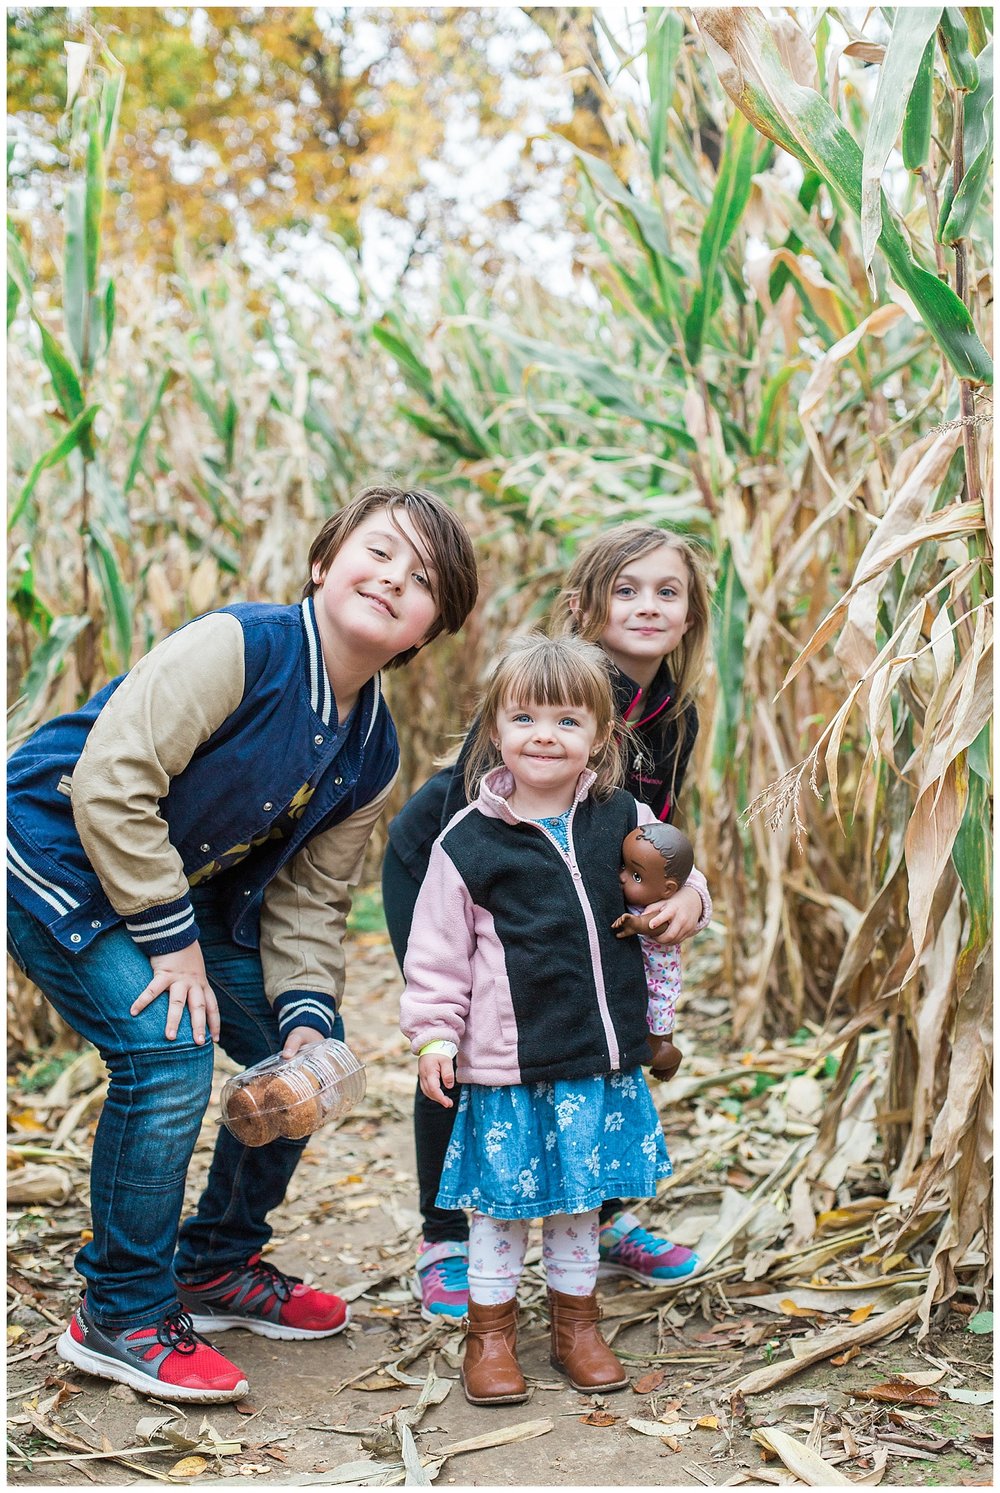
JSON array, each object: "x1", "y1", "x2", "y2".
[
  {"x1": 273, "y1": 991, "x2": 338, "y2": 1040},
  {"x1": 124, "y1": 896, "x2": 199, "y2": 955}
]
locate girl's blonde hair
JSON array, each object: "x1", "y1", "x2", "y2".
[
  {"x1": 463, "y1": 633, "x2": 629, "y2": 802},
  {"x1": 553, "y1": 523, "x2": 711, "y2": 793}
]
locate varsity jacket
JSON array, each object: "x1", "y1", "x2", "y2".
[
  {"x1": 7, "y1": 597, "x2": 398, "y2": 1039},
  {"x1": 388, "y1": 657, "x2": 696, "y2": 881},
  {"x1": 400, "y1": 767, "x2": 712, "y2": 1087}
]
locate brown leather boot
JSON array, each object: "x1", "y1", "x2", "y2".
[
  {"x1": 548, "y1": 1288, "x2": 629, "y2": 1392},
  {"x1": 461, "y1": 1298, "x2": 529, "y2": 1406}
]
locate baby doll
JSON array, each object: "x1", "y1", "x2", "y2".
[{"x1": 613, "y1": 823, "x2": 695, "y2": 1082}]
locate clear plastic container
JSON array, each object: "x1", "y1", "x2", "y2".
[{"x1": 220, "y1": 1038, "x2": 366, "y2": 1146}]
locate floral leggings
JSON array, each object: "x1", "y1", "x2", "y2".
[{"x1": 468, "y1": 1209, "x2": 600, "y2": 1303}]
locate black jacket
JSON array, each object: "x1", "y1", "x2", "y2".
[{"x1": 388, "y1": 658, "x2": 698, "y2": 880}]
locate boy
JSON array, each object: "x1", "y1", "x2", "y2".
[{"x1": 7, "y1": 485, "x2": 478, "y2": 1402}]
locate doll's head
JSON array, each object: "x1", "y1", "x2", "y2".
[{"x1": 620, "y1": 823, "x2": 694, "y2": 907}]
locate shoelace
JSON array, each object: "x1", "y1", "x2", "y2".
[
  {"x1": 243, "y1": 1257, "x2": 302, "y2": 1303},
  {"x1": 154, "y1": 1309, "x2": 202, "y2": 1355},
  {"x1": 618, "y1": 1226, "x2": 671, "y2": 1257},
  {"x1": 430, "y1": 1256, "x2": 468, "y2": 1291}
]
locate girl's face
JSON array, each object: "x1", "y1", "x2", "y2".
[
  {"x1": 598, "y1": 543, "x2": 693, "y2": 680},
  {"x1": 494, "y1": 698, "x2": 602, "y2": 802}
]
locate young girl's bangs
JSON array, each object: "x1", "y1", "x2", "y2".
[{"x1": 500, "y1": 650, "x2": 613, "y2": 728}]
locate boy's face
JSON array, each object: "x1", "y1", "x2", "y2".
[
  {"x1": 312, "y1": 509, "x2": 439, "y2": 665},
  {"x1": 619, "y1": 828, "x2": 679, "y2": 906}
]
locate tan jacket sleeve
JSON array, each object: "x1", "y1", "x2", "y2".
[
  {"x1": 260, "y1": 775, "x2": 396, "y2": 1008},
  {"x1": 71, "y1": 613, "x2": 245, "y2": 915}
]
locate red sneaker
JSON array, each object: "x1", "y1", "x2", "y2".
[
  {"x1": 57, "y1": 1298, "x2": 249, "y2": 1403},
  {"x1": 176, "y1": 1253, "x2": 349, "y2": 1340}
]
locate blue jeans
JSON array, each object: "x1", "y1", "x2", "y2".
[{"x1": 7, "y1": 887, "x2": 344, "y2": 1331}]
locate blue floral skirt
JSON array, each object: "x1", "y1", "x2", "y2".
[{"x1": 437, "y1": 1068, "x2": 671, "y2": 1219}]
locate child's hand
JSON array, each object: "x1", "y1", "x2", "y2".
[
  {"x1": 131, "y1": 941, "x2": 220, "y2": 1045},
  {"x1": 419, "y1": 1052, "x2": 456, "y2": 1108},
  {"x1": 642, "y1": 885, "x2": 703, "y2": 945},
  {"x1": 647, "y1": 1034, "x2": 683, "y2": 1081},
  {"x1": 281, "y1": 1026, "x2": 326, "y2": 1058}
]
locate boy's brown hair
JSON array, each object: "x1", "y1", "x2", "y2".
[{"x1": 303, "y1": 485, "x2": 479, "y2": 668}]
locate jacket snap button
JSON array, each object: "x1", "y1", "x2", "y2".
[
  {"x1": 91, "y1": 920, "x2": 101, "y2": 929},
  {"x1": 244, "y1": 890, "x2": 252, "y2": 897},
  {"x1": 334, "y1": 777, "x2": 343, "y2": 786},
  {"x1": 70, "y1": 933, "x2": 82, "y2": 943},
  {"x1": 263, "y1": 801, "x2": 273, "y2": 812},
  {"x1": 200, "y1": 843, "x2": 210, "y2": 853},
  {"x1": 314, "y1": 735, "x2": 324, "y2": 746}
]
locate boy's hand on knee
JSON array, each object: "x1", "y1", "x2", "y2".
[
  {"x1": 132, "y1": 941, "x2": 220, "y2": 1046},
  {"x1": 418, "y1": 1053, "x2": 455, "y2": 1108},
  {"x1": 281, "y1": 1025, "x2": 326, "y2": 1058}
]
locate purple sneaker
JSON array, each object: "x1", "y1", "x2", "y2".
[
  {"x1": 598, "y1": 1211, "x2": 699, "y2": 1283},
  {"x1": 411, "y1": 1240, "x2": 469, "y2": 1323}
]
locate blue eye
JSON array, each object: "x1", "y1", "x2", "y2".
[{"x1": 558, "y1": 717, "x2": 580, "y2": 728}]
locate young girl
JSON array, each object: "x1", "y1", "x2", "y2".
[
  {"x1": 7, "y1": 486, "x2": 478, "y2": 1404},
  {"x1": 384, "y1": 523, "x2": 711, "y2": 1319},
  {"x1": 400, "y1": 634, "x2": 712, "y2": 1404}
]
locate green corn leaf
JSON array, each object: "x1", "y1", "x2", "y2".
[
  {"x1": 902, "y1": 36, "x2": 937, "y2": 170},
  {"x1": 862, "y1": 8, "x2": 942, "y2": 273},
  {"x1": 7, "y1": 544, "x2": 53, "y2": 636},
  {"x1": 98, "y1": 39, "x2": 126, "y2": 150},
  {"x1": 710, "y1": 542, "x2": 748, "y2": 777},
  {"x1": 684, "y1": 110, "x2": 756, "y2": 363},
  {"x1": 63, "y1": 180, "x2": 88, "y2": 370},
  {"x1": 695, "y1": 6, "x2": 993, "y2": 385},
  {"x1": 646, "y1": 9, "x2": 685, "y2": 181},
  {"x1": 961, "y1": 8, "x2": 989, "y2": 53},
  {"x1": 8, "y1": 273, "x2": 20, "y2": 328},
  {"x1": 8, "y1": 404, "x2": 101, "y2": 532},
  {"x1": 939, "y1": 7, "x2": 980, "y2": 89},
  {"x1": 481, "y1": 324, "x2": 697, "y2": 445},
  {"x1": 10, "y1": 614, "x2": 92, "y2": 730},
  {"x1": 84, "y1": 98, "x2": 104, "y2": 295},
  {"x1": 7, "y1": 222, "x2": 34, "y2": 310},
  {"x1": 567, "y1": 144, "x2": 673, "y2": 259},
  {"x1": 939, "y1": 40, "x2": 993, "y2": 242},
  {"x1": 124, "y1": 367, "x2": 176, "y2": 494},
  {"x1": 103, "y1": 277, "x2": 116, "y2": 354},
  {"x1": 751, "y1": 364, "x2": 804, "y2": 455},
  {"x1": 952, "y1": 754, "x2": 991, "y2": 954},
  {"x1": 85, "y1": 516, "x2": 132, "y2": 664},
  {"x1": 372, "y1": 319, "x2": 437, "y2": 396},
  {"x1": 397, "y1": 407, "x2": 481, "y2": 458},
  {"x1": 37, "y1": 321, "x2": 84, "y2": 420}
]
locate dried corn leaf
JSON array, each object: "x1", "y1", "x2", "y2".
[{"x1": 751, "y1": 1427, "x2": 852, "y2": 1485}]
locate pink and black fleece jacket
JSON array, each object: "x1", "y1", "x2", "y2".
[{"x1": 400, "y1": 767, "x2": 712, "y2": 1088}]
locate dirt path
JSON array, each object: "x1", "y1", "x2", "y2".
[{"x1": 7, "y1": 921, "x2": 994, "y2": 1487}]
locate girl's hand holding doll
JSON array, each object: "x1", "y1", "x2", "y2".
[{"x1": 639, "y1": 883, "x2": 704, "y2": 946}]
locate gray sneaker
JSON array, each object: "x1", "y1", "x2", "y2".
[{"x1": 57, "y1": 1297, "x2": 249, "y2": 1402}]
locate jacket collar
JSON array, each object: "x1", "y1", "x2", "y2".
[
  {"x1": 300, "y1": 596, "x2": 383, "y2": 745},
  {"x1": 612, "y1": 657, "x2": 675, "y2": 728},
  {"x1": 477, "y1": 765, "x2": 598, "y2": 824}
]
